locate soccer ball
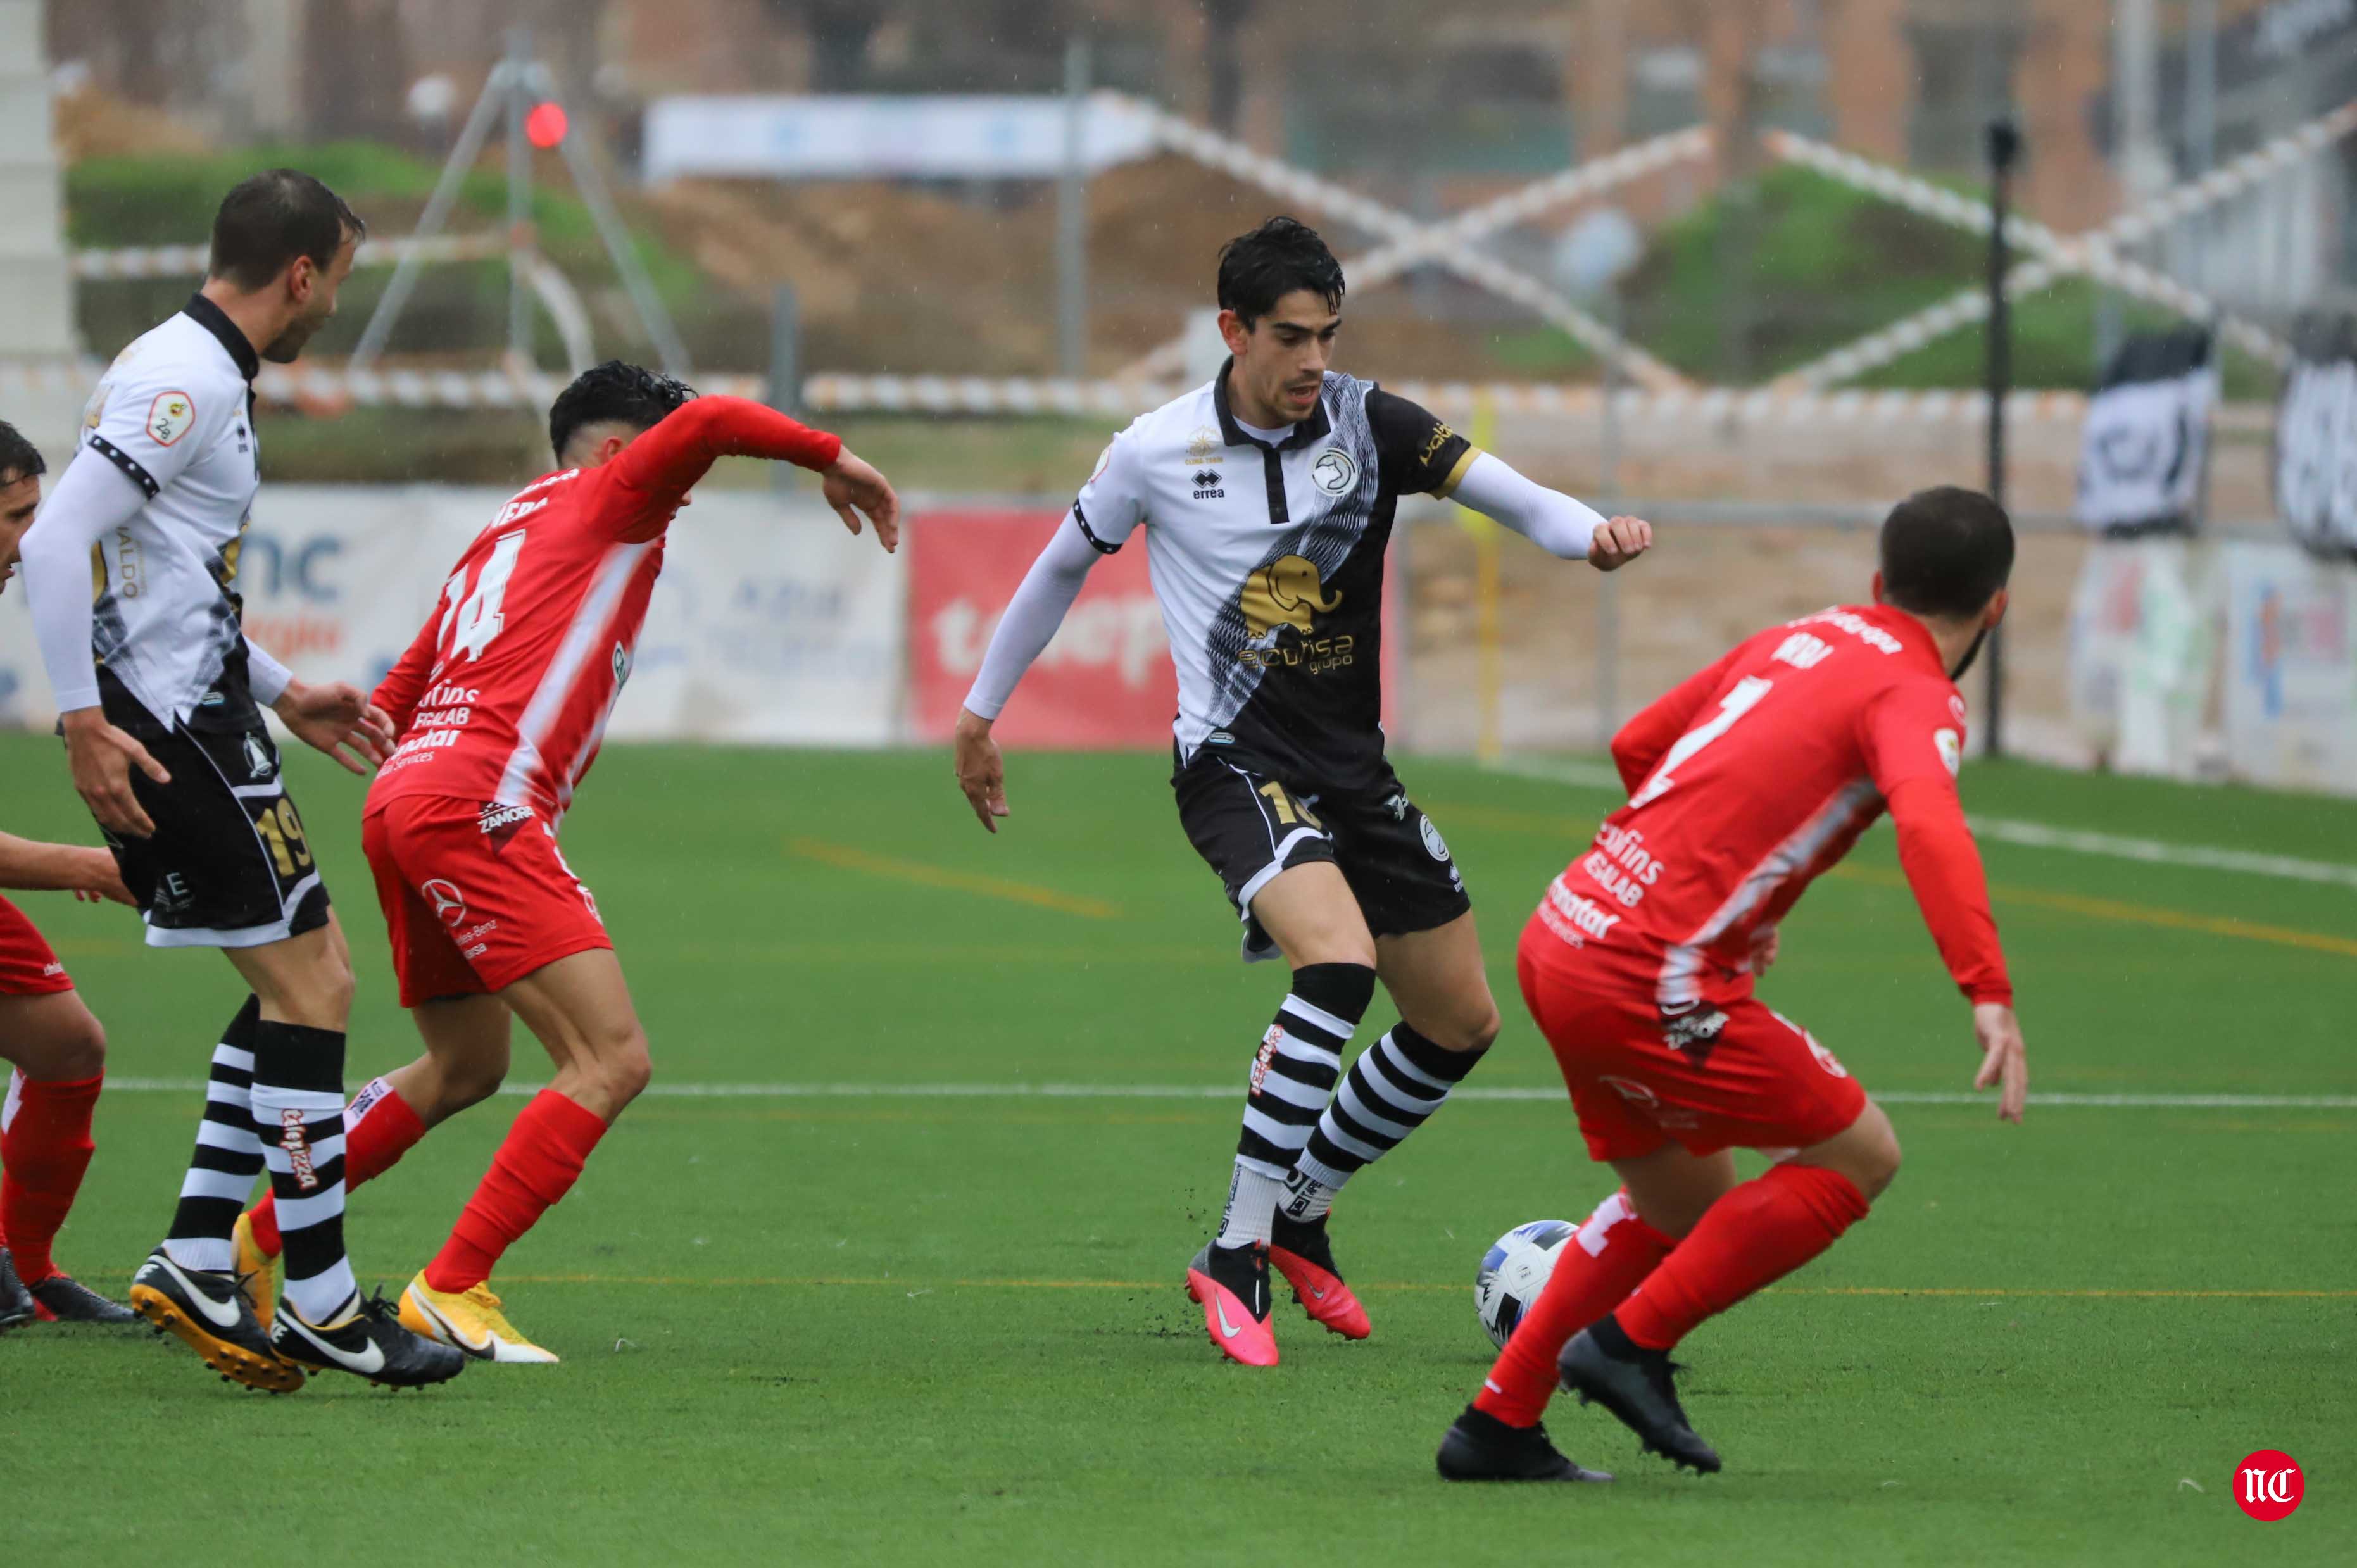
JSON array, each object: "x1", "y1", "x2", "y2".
[{"x1": 1473, "y1": 1219, "x2": 1578, "y2": 1348}]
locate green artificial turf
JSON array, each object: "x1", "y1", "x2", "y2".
[{"x1": 3, "y1": 737, "x2": 2349, "y2": 1564}]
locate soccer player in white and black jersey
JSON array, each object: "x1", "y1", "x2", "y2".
[
  {"x1": 20, "y1": 172, "x2": 463, "y2": 1389},
  {"x1": 954, "y1": 218, "x2": 1654, "y2": 1368}
]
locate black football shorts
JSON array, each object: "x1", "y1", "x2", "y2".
[
  {"x1": 1171, "y1": 745, "x2": 1469, "y2": 962},
  {"x1": 94, "y1": 681, "x2": 332, "y2": 950}
]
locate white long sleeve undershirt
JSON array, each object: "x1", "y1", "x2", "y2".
[
  {"x1": 959, "y1": 516, "x2": 1105, "y2": 721},
  {"x1": 20, "y1": 450, "x2": 144, "y2": 714},
  {"x1": 1449, "y1": 450, "x2": 1606, "y2": 560},
  {"x1": 22, "y1": 454, "x2": 294, "y2": 715}
]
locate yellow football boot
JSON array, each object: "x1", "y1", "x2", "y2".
[
  {"x1": 232, "y1": 1210, "x2": 278, "y2": 1333},
  {"x1": 397, "y1": 1272, "x2": 560, "y2": 1364}
]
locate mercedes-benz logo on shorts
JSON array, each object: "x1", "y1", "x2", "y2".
[{"x1": 422, "y1": 879, "x2": 467, "y2": 927}]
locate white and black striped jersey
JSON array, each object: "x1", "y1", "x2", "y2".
[
  {"x1": 64, "y1": 295, "x2": 266, "y2": 728},
  {"x1": 1076, "y1": 365, "x2": 1472, "y2": 787}
]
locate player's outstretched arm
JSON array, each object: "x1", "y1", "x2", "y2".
[
  {"x1": 242, "y1": 636, "x2": 391, "y2": 775},
  {"x1": 273, "y1": 679, "x2": 396, "y2": 777},
  {"x1": 608, "y1": 398, "x2": 876, "y2": 532},
  {"x1": 952, "y1": 518, "x2": 1107, "y2": 833},
  {"x1": 820, "y1": 448, "x2": 900, "y2": 553},
  {"x1": 1442, "y1": 451, "x2": 1654, "y2": 571},
  {"x1": 0, "y1": 832, "x2": 135, "y2": 906}
]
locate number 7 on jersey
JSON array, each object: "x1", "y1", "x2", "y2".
[{"x1": 1628, "y1": 675, "x2": 1774, "y2": 810}]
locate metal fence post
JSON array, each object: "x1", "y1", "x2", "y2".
[
  {"x1": 1985, "y1": 118, "x2": 2020, "y2": 759},
  {"x1": 1057, "y1": 38, "x2": 1092, "y2": 380},
  {"x1": 769, "y1": 282, "x2": 800, "y2": 494}
]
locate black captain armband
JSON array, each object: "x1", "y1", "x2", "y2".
[
  {"x1": 88, "y1": 435, "x2": 161, "y2": 501},
  {"x1": 1074, "y1": 501, "x2": 1122, "y2": 554}
]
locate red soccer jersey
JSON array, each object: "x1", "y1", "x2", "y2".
[
  {"x1": 1534, "y1": 602, "x2": 2011, "y2": 1011},
  {"x1": 366, "y1": 397, "x2": 839, "y2": 820}
]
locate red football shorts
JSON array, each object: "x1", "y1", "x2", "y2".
[
  {"x1": 1516, "y1": 911, "x2": 1867, "y2": 1162},
  {"x1": 0, "y1": 896, "x2": 74, "y2": 996},
  {"x1": 363, "y1": 796, "x2": 612, "y2": 1008}
]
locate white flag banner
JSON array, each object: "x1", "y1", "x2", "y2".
[
  {"x1": 2275, "y1": 315, "x2": 2357, "y2": 561},
  {"x1": 2075, "y1": 327, "x2": 2213, "y2": 535}
]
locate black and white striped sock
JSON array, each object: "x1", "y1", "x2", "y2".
[
  {"x1": 1284, "y1": 1024, "x2": 1486, "y2": 1222},
  {"x1": 162, "y1": 997, "x2": 266, "y2": 1274},
  {"x1": 249, "y1": 1021, "x2": 358, "y2": 1323},
  {"x1": 1216, "y1": 962, "x2": 1375, "y2": 1250}
]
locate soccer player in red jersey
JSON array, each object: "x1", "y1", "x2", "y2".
[
  {"x1": 1436, "y1": 487, "x2": 2030, "y2": 1482},
  {"x1": 230, "y1": 363, "x2": 900, "y2": 1360},
  {"x1": 0, "y1": 422, "x2": 142, "y2": 1328}
]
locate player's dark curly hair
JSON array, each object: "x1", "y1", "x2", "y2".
[
  {"x1": 548, "y1": 360, "x2": 698, "y2": 463},
  {"x1": 0, "y1": 420, "x2": 44, "y2": 487},
  {"x1": 1878, "y1": 486, "x2": 2014, "y2": 618},
  {"x1": 1217, "y1": 216, "x2": 1345, "y2": 327}
]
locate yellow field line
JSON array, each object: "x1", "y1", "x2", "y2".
[
  {"x1": 787, "y1": 838, "x2": 1122, "y2": 919},
  {"x1": 1426, "y1": 800, "x2": 2357, "y2": 961},
  {"x1": 498, "y1": 1273, "x2": 2356, "y2": 1300},
  {"x1": 1828, "y1": 864, "x2": 2357, "y2": 960}
]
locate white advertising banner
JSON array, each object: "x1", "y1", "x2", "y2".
[
  {"x1": 0, "y1": 486, "x2": 903, "y2": 747},
  {"x1": 643, "y1": 94, "x2": 1160, "y2": 183},
  {"x1": 2219, "y1": 541, "x2": 2357, "y2": 795},
  {"x1": 2065, "y1": 537, "x2": 2214, "y2": 778}
]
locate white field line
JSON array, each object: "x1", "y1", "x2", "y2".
[
  {"x1": 99, "y1": 1078, "x2": 2357, "y2": 1110},
  {"x1": 1480, "y1": 758, "x2": 2357, "y2": 891}
]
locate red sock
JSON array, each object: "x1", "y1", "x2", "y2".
[
  {"x1": 424, "y1": 1090, "x2": 608, "y2": 1294},
  {"x1": 1616, "y1": 1162, "x2": 1870, "y2": 1352},
  {"x1": 0, "y1": 1070, "x2": 103, "y2": 1285},
  {"x1": 247, "y1": 1078, "x2": 428, "y2": 1258},
  {"x1": 1475, "y1": 1189, "x2": 1676, "y2": 1426}
]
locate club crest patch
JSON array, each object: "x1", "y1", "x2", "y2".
[{"x1": 146, "y1": 391, "x2": 196, "y2": 447}]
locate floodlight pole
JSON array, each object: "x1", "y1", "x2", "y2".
[
  {"x1": 349, "y1": 63, "x2": 511, "y2": 370},
  {"x1": 347, "y1": 41, "x2": 692, "y2": 379},
  {"x1": 532, "y1": 60, "x2": 694, "y2": 376},
  {"x1": 1057, "y1": 38, "x2": 1092, "y2": 380},
  {"x1": 1983, "y1": 118, "x2": 2020, "y2": 760},
  {"x1": 1597, "y1": 282, "x2": 1623, "y2": 752},
  {"x1": 506, "y1": 27, "x2": 536, "y2": 372}
]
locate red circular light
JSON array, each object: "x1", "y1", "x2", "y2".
[{"x1": 525, "y1": 102, "x2": 569, "y2": 149}]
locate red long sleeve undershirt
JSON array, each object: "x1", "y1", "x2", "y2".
[
  {"x1": 370, "y1": 398, "x2": 841, "y2": 727},
  {"x1": 1885, "y1": 776, "x2": 2013, "y2": 1005},
  {"x1": 607, "y1": 396, "x2": 841, "y2": 503}
]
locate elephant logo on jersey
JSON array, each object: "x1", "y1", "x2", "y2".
[
  {"x1": 1310, "y1": 448, "x2": 1358, "y2": 496},
  {"x1": 1241, "y1": 555, "x2": 1342, "y2": 639}
]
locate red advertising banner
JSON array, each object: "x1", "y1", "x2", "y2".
[{"x1": 906, "y1": 510, "x2": 1178, "y2": 747}]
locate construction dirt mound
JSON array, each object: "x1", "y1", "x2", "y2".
[{"x1": 640, "y1": 154, "x2": 1519, "y2": 379}]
